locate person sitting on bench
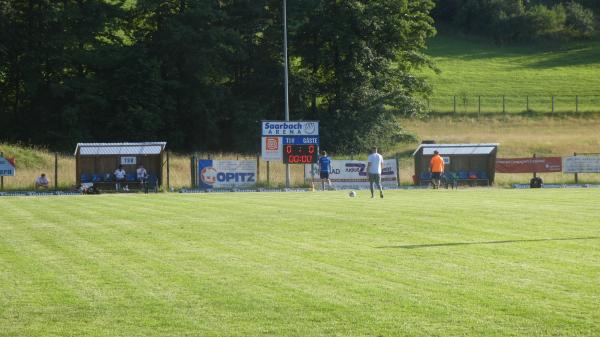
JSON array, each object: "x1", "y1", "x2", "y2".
[{"x1": 35, "y1": 173, "x2": 49, "y2": 190}]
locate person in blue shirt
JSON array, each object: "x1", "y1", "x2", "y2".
[{"x1": 318, "y1": 150, "x2": 333, "y2": 190}]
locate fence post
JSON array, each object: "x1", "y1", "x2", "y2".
[
  {"x1": 532, "y1": 153, "x2": 537, "y2": 179},
  {"x1": 478, "y1": 96, "x2": 481, "y2": 117},
  {"x1": 526, "y1": 96, "x2": 529, "y2": 112},
  {"x1": 0, "y1": 152, "x2": 3, "y2": 191},
  {"x1": 574, "y1": 152, "x2": 578, "y2": 184},
  {"x1": 576, "y1": 95, "x2": 579, "y2": 113},
  {"x1": 395, "y1": 156, "x2": 400, "y2": 187},
  {"x1": 190, "y1": 155, "x2": 195, "y2": 188},
  {"x1": 453, "y1": 96, "x2": 456, "y2": 114},
  {"x1": 54, "y1": 152, "x2": 58, "y2": 191},
  {"x1": 266, "y1": 161, "x2": 270, "y2": 186},
  {"x1": 502, "y1": 95, "x2": 505, "y2": 114},
  {"x1": 552, "y1": 96, "x2": 555, "y2": 114},
  {"x1": 256, "y1": 154, "x2": 260, "y2": 184},
  {"x1": 166, "y1": 150, "x2": 170, "y2": 191}
]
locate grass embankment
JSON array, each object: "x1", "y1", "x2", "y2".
[
  {"x1": 2, "y1": 116, "x2": 600, "y2": 190},
  {"x1": 421, "y1": 34, "x2": 600, "y2": 113},
  {"x1": 0, "y1": 191, "x2": 599, "y2": 336}
]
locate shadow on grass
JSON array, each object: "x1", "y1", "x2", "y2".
[{"x1": 377, "y1": 236, "x2": 599, "y2": 249}]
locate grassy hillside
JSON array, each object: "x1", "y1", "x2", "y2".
[
  {"x1": 421, "y1": 34, "x2": 600, "y2": 113},
  {"x1": 1, "y1": 191, "x2": 599, "y2": 336}
]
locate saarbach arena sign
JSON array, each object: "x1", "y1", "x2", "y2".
[{"x1": 261, "y1": 121, "x2": 319, "y2": 161}]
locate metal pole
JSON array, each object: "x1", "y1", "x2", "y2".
[
  {"x1": 502, "y1": 95, "x2": 505, "y2": 114},
  {"x1": 267, "y1": 161, "x2": 270, "y2": 186},
  {"x1": 526, "y1": 96, "x2": 529, "y2": 112},
  {"x1": 576, "y1": 95, "x2": 579, "y2": 113},
  {"x1": 54, "y1": 152, "x2": 58, "y2": 191},
  {"x1": 283, "y1": 0, "x2": 291, "y2": 188},
  {"x1": 478, "y1": 96, "x2": 481, "y2": 116},
  {"x1": 552, "y1": 96, "x2": 555, "y2": 114}
]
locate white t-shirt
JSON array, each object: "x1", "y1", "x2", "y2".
[
  {"x1": 367, "y1": 153, "x2": 384, "y2": 174},
  {"x1": 35, "y1": 176, "x2": 48, "y2": 185},
  {"x1": 136, "y1": 167, "x2": 147, "y2": 179},
  {"x1": 114, "y1": 169, "x2": 126, "y2": 180}
]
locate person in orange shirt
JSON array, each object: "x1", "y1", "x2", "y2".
[{"x1": 429, "y1": 150, "x2": 445, "y2": 189}]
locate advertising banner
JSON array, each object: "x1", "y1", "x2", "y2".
[
  {"x1": 0, "y1": 157, "x2": 16, "y2": 176},
  {"x1": 262, "y1": 121, "x2": 319, "y2": 136},
  {"x1": 305, "y1": 159, "x2": 398, "y2": 188},
  {"x1": 198, "y1": 160, "x2": 257, "y2": 189},
  {"x1": 496, "y1": 157, "x2": 562, "y2": 173},
  {"x1": 564, "y1": 156, "x2": 600, "y2": 173},
  {"x1": 261, "y1": 136, "x2": 282, "y2": 161}
]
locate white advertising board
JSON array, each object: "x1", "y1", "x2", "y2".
[
  {"x1": 305, "y1": 159, "x2": 398, "y2": 188},
  {"x1": 121, "y1": 156, "x2": 136, "y2": 165},
  {"x1": 261, "y1": 136, "x2": 283, "y2": 161},
  {"x1": 262, "y1": 121, "x2": 319, "y2": 136},
  {"x1": 564, "y1": 156, "x2": 600, "y2": 173}
]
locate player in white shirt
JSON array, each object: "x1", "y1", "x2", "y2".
[
  {"x1": 136, "y1": 164, "x2": 148, "y2": 190},
  {"x1": 366, "y1": 147, "x2": 384, "y2": 198},
  {"x1": 114, "y1": 165, "x2": 126, "y2": 191}
]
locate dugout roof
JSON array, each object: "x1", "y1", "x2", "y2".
[
  {"x1": 74, "y1": 142, "x2": 166, "y2": 156},
  {"x1": 412, "y1": 143, "x2": 499, "y2": 156}
]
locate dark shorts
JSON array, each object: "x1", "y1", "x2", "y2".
[
  {"x1": 368, "y1": 173, "x2": 381, "y2": 184},
  {"x1": 431, "y1": 172, "x2": 442, "y2": 179},
  {"x1": 320, "y1": 171, "x2": 329, "y2": 179}
]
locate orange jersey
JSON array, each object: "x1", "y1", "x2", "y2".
[{"x1": 430, "y1": 154, "x2": 444, "y2": 173}]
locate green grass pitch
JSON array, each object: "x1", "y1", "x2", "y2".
[{"x1": 1, "y1": 190, "x2": 599, "y2": 336}]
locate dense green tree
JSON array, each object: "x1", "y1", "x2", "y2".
[
  {"x1": 433, "y1": 0, "x2": 595, "y2": 42},
  {"x1": 1, "y1": 0, "x2": 437, "y2": 153}
]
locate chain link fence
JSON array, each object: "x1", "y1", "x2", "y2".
[{"x1": 425, "y1": 95, "x2": 600, "y2": 114}]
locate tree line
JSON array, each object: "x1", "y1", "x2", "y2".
[
  {"x1": 433, "y1": 0, "x2": 597, "y2": 42},
  {"x1": 0, "y1": 0, "x2": 435, "y2": 153}
]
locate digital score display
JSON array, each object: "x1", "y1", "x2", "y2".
[{"x1": 283, "y1": 144, "x2": 318, "y2": 164}]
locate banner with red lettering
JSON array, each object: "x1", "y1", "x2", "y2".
[{"x1": 495, "y1": 157, "x2": 562, "y2": 173}]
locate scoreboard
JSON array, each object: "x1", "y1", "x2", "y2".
[
  {"x1": 261, "y1": 121, "x2": 320, "y2": 163},
  {"x1": 283, "y1": 144, "x2": 318, "y2": 164}
]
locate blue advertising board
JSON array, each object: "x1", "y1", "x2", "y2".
[{"x1": 0, "y1": 157, "x2": 15, "y2": 176}]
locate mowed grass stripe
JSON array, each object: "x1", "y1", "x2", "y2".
[{"x1": 0, "y1": 190, "x2": 599, "y2": 336}]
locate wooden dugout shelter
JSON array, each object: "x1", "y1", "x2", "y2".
[
  {"x1": 413, "y1": 143, "x2": 499, "y2": 186},
  {"x1": 74, "y1": 142, "x2": 166, "y2": 186}
]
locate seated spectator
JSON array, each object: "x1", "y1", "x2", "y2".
[
  {"x1": 35, "y1": 173, "x2": 49, "y2": 190},
  {"x1": 114, "y1": 165, "x2": 126, "y2": 191}
]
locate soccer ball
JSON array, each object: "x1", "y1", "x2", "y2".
[{"x1": 349, "y1": 190, "x2": 356, "y2": 198}]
